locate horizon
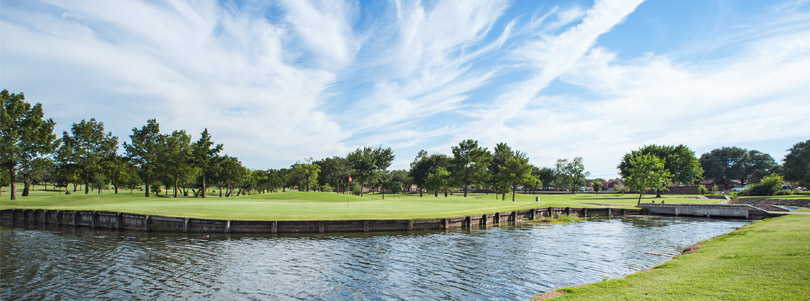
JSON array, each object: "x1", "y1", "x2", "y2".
[{"x1": 2, "y1": 0, "x2": 809, "y2": 178}]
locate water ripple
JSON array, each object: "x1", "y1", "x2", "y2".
[{"x1": 1, "y1": 216, "x2": 747, "y2": 300}]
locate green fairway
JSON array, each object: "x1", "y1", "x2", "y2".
[
  {"x1": 0, "y1": 185, "x2": 723, "y2": 220},
  {"x1": 539, "y1": 215, "x2": 810, "y2": 300}
]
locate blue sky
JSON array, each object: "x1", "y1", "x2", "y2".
[{"x1": 2, "y1": 0, "x2": 809, "y2": 179}]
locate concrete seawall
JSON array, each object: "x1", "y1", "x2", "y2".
[
  {"x1": 637, "y1": 203, "x2": 772, "y2": 219},
  {"x1": 0, "y1": 207, "x2": 643, "y2": 234}
]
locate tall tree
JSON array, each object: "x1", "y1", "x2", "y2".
[
  {"x1": 315, "y1": 156, "x2": 350, "y2": 193},
  {"x1": 346, "y1": 146, "x2": 394, "y2": 197},
  {"x1": 59, "y1": 118, "x2": 119, "y2": 194},
  {"x1": 450, "y1": 139, "x2": 491, "y2": 197},
  {"x1": 555, "y1": 157, "x2": 589, "y2": 193},
  {"x1": 162, "y1": 130, "x2": 194, "y2": 198},
  {"x1": 618, "y1": 144, "x2": 702, "y2": 197},
  {"x1": 291, "y1": 158, "x2": 320, "y2": 192},
  {"x1": 0, "y1": 90, "x2": 56, "y2": 200},
  {"x1": 410, "y1": 150, "x2": 450, "y2": 197},
  {"x1": 107, "y1": 155, "x2": 140, "y2": 194},
  {"x1": 191, "y1": 128, "x2": 223, "y2": 198},
  {"x1": 699, "y1": 147, "x2": 747, "y2": 189},
  {"x1": 536, "y1": 167, "x2": 556, "y2": 189},
  {"x1": 503, "y1": 151, "x2": 534, "y2": 201},
  {"x1": 622, "y1": 152, "x2": 672, "y2": 204},
  {"x1": 782, "y1": 139, "x2": 810, "y2": 187},
  {"x1": 489, "y1": 143, "x2": 513, "y2": 200},
  {"x1": 124, "y1": 119, "x2": 162, "y2": 197},
  {"x1": 738, "y1": 150, "x2": 778, "y2": 185},
  {"x1": 425, "y1": 167, "x2": 452, "y2": 197}
]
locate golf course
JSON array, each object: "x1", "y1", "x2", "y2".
[{"x1": 0, "y1": 186, "x2": 726, "y2": 221}]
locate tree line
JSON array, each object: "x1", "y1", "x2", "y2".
[{"x1": 2, "y1": 89, "x2": 809, "y2": 201}]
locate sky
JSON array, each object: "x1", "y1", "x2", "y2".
[{"x1": 2, "y1": 0, "x2": 809, "y2": 179}]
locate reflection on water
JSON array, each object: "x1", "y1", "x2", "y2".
[{"x1": 1, "y1": 216, "x2": 747, "y2": 300}]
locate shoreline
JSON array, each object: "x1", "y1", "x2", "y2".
[
  {"x1": 533, "y1": 214, "x2": 810, "y2": 300},
  {"x1": 0, "y1": 207, "x2": 642, "y2": 234}
]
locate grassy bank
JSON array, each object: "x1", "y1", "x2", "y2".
[
  {"x1": 0, "y1": 185, "x2": 722, "y2": 220},
  {"x1": 537, "y1": 215, "x2": 810, "y2": 300}
]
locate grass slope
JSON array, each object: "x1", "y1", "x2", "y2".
[
  {"x1": 0, "y1": 185, "x2": 723, "y2": 220},
  {"x1": 543, "y1": 215, "x2": 810, "y2": 300}
]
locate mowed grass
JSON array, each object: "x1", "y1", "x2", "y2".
[
  {"x1": 543, "y1": 215, "x2": 810, "y2": 300},
  {"x1": 0, "y1": 185, "x2": 723, "y2": 221}
]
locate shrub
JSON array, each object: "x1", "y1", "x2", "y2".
[
  {"x1": 698, "y1": 185, "x2": 708, "y2": 195},
  {"x1": 744, "y1": 174, "x2": 784, "y2": 196}
]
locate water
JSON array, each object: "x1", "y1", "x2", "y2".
[{"x1": 0, "y1": 217, "x2": 748, "y2": 300}]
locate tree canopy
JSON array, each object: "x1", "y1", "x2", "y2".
[
  {"x1": 622, "y1": 151, "x2": 672, "y2": 204},
  {"x1": 347, "y1": 146, "x2": 394, "y2": 197},
  {"x1": 555, "y1": 157, "x2": 589, "y2": 193},
  {"x1": 0, "y1": 90, "x2": 56, "y2": 200},
  {"x1": 783, "y1": 140, "x2": 810, "y2": 187},
  {"x1": 450, "y1": 139, "x2": 491, "y2": 197}
]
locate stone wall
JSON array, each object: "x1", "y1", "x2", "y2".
[{"x1": 0, "y1": 207, "x2": 644, "y2": 234}]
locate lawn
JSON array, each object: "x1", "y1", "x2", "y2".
[
  {"x1": 0, "y1": 185, "x2": 723, "y2": 220},
  {"x1": 538, "y1": 214, "x2": 810, "y2": 300}
]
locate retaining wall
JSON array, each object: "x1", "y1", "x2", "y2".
[
  {"x1": 638, "y1": 203, "x2": 772, "y2": 219},
  {"x1": 0, "y1": 207, "x2": 644, "y2": 234}
]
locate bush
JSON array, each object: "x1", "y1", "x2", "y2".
[
  {"x1": 698, "y1": 185, "x2": 708, "y2": 195},
  {"x1": 744, "y1": 174, "x2": 784, "y2": 196},
  {"x1": 775, "y1": 189, "x2": 792, "y2": 196}
]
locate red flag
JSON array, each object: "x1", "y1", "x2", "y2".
[{"x1": 348, "y1": 176, "x2": 353, "y2": 182}]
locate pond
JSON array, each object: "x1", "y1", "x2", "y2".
[{"x1": 0, "y1": 216, "x2": 748, "y2": 300}]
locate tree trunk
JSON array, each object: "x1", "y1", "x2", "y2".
[
  {"x1": 98, "y1": 183, "x2": 102, "y2": 194},
  {"x1": 360, "y1": 180, "x2": 364, "y2": 197},
  {"x1": 9, "y1": 165, "x2": 17, "y2": 200},
  {"x1": 115, "y1": 186, "x2": 119, "y2": 194},
  {"x1": 73, "y1": 183, "x2": 77, "y2": 192},
  {"x1": 512, "y1": 185, "x2": 516, "y2": 202},
  {"x1": 219, "y1": 185, "x2": 222, "y2": 197},
  {"x1": 22, "y1": 174, "x2": 31, "y2": 197},
  {"x1": 637, "y1": 193, "x2": 643, "y2": 205},
  {"x1": 420, "y1": 187, "x2": 423, "y2": 197},
  {"x1": 145, "y1": 168, "x2": 150, "y2": 197},
  {"x1": 201, "y1": 171, "x2": 206, "y2": 198},
  {"x1": 502, "y1": 193, "x2": 505, "y2": 201},
  {"x1": 85, "y1": 169, "x2": 90, "y2": 194},
  {"x1": 464, "y1": 182, "x2": 468, "y2": 197},
  {"x1": 174, "y1": 175, "x2": 179, "y2": 198}
]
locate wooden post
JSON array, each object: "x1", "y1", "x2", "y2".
[
  {"x1": 494, "y1": 212, "x2": 500, "y2": 224},
  {"x1": 42, "y1": 210, "x2": 47, "y2": 225},
  {"x1": 318, "y1": 221, "x2": 325, "y2": 233},
  {"x1": 443, "y1": 218, "x2": 448, "y2": 230},
  {"x1": 183, "y1": 218, "x2": 190, "y2": 232},
  {"x1": 512, "y1": 211, "x2": 517, "y2": 222},
  {"x1": 465, "y1": 216, "x2": 471, "y2": 228},
  {"x1": 271, "y1": 221, "x2": 278, "y2": 234},
  {"x1": 91, "y1": 211, "x2": 97, "y2": 228},
  {"x1": 407, "y1": 220, "x2": 414, "y2": 231},
  {"x1": 565, "y1": 207, "x2": 570, "y2": 216},
  {"x1": 530, "y1": 209, "x2": 536, "y2": 220},
  {"x1": 72, "y1": 211, "x2": 77, "y2": 226},
  {"x1": 583, "y1": 208, "x2": 588, "y2": 218},
  {"x1": 144, "y1": 215, "x2": 151, "y2": 231},
  {"x1": 608, "y1": 208, "x2": 612, "y2": 217},
  {"x1": 482, "y1": 214, "x2": 488, "y2": 226},
  {"x1": 225, "y1": 220, "x2": 231, "y2": 233},
  {"x1": 363, "y1": 220, "x2": 369, "y2": 232},
  {"x1": 117, "y1": 213, "x2": 124, "y2": 230}
]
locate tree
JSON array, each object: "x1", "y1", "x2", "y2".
[
  {"x1": 315, "y1": 156, "x2": 350, "y2": 193},
  {"x1": 618, "y1": 144, "x2": 702, "y2": 197},
  {"x1": 124, "y1": 119, "x2": 162, "y2": 197},
  {"x1": 592, "y1": 179, "x2": 604, "y2": 194},
  {"x1": 346, "y1": 146, "x2": 394, "y2": 197},
  {"x1": 426, "y1": 167, "x2": 452, "y2": 197},
  {"x1": 738, "y1": 150, "x2": 778, "y2": 185},
  {"x1": 503, "y1": 151, "x2": 534, "y2": 201},
  {"x1": 409, "y1": 150, "x2": 450, "y2": 197},
  {"x1": 59, "y1": 118, "x2": 119, "y2": 195},
  {"x1": 621, "y1": 152, "x2": 672, "y2": 204},
  {"x1": 782, "y1": 139, "x2": 810, "y2": 187},
  {"x1": 555, "y1": 157, "x2": 589, "y2": 193},
  {"x1": 0, "y1": 90, "x2": 56, "y2": 200},
  {"x1": 291, "y1": 158, "x2": 320, "y2": 192},
  {"x1": 536, "y1": 167, "x2": 556, "y2": 189},
  {"x1": 107, "y1": 155, "x2": 140, "y2": 194},
  {"x1": 191, "y1": 128, "x2": 222, "y2": 198},
  {"x1": 162, "y1": 130, "x2": 195, "y2": 198},
  {"x1": 489, "y1": 143, "x2": 514, "y2": 200},
  {"x1": 387, "y1": 170, "x2": 409, "y2": 194},
  {"x1": 450, "y1": 139, "x2": 491, "y2": 197},
  {"x1": 700, "y1": 147, "x2": 747, "y2": 189}
]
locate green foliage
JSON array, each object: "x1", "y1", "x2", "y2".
[
  {"x1": 291, "y1": 158, "x2": 320, "y2": 192},
  {"x1": 782, "y1": 139, "x2": 810, "y2": 187},
  {"x1": 698, "y1": 184, "x2": 708, "y2": 195},
  {"x1": 700, "y1": 146, "x2": 778, "y2": 187},
  {"x1": 489, "y1": 143, "x2": 514, "y2": 196},
  {"x1": 592, "y1": 179, "x2": 604, "y2": 193},
  {"x1": 124, "y1": 119, "x2": 162, "y2": 197},
  {"x1": 314, "y1": 156, "x2": 351, "y2": 193},
  {"x1": 426, "y1": 167, "x2": 451, "y2": 196},
  {"x1": 409, "y1": 150, "x2": 450, "y2": 197},
  {"x1": 0, "y1": 90, "x2": 56, "y2": 200},
  {"x1": 743, "y1": 174, "x2": 784, "y2": 196},
  {"x1": 450, "y1": 139, "x2": 491, "y2": 197},
  {"x1": 347, "y1": 146, "x2": 394, "y2": 197},
  {"x1": 58, "y1": 118, "x2": 119, "y2": 195},
  {"x1": 536, "y1": 167, "x2": 556, "y2": 188},
  {"x1": 191, "y1": 128, "x2": 223, "y2": 198},
  {"x1": 555, "y1": 156, "x2": 589, "y2": 193},
  {"x1": 621, "y1": 152, "x2": 672, "y2": 204},
  {"x1": 618, "y1": 145, "x2": 703, "y2": 195}
]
